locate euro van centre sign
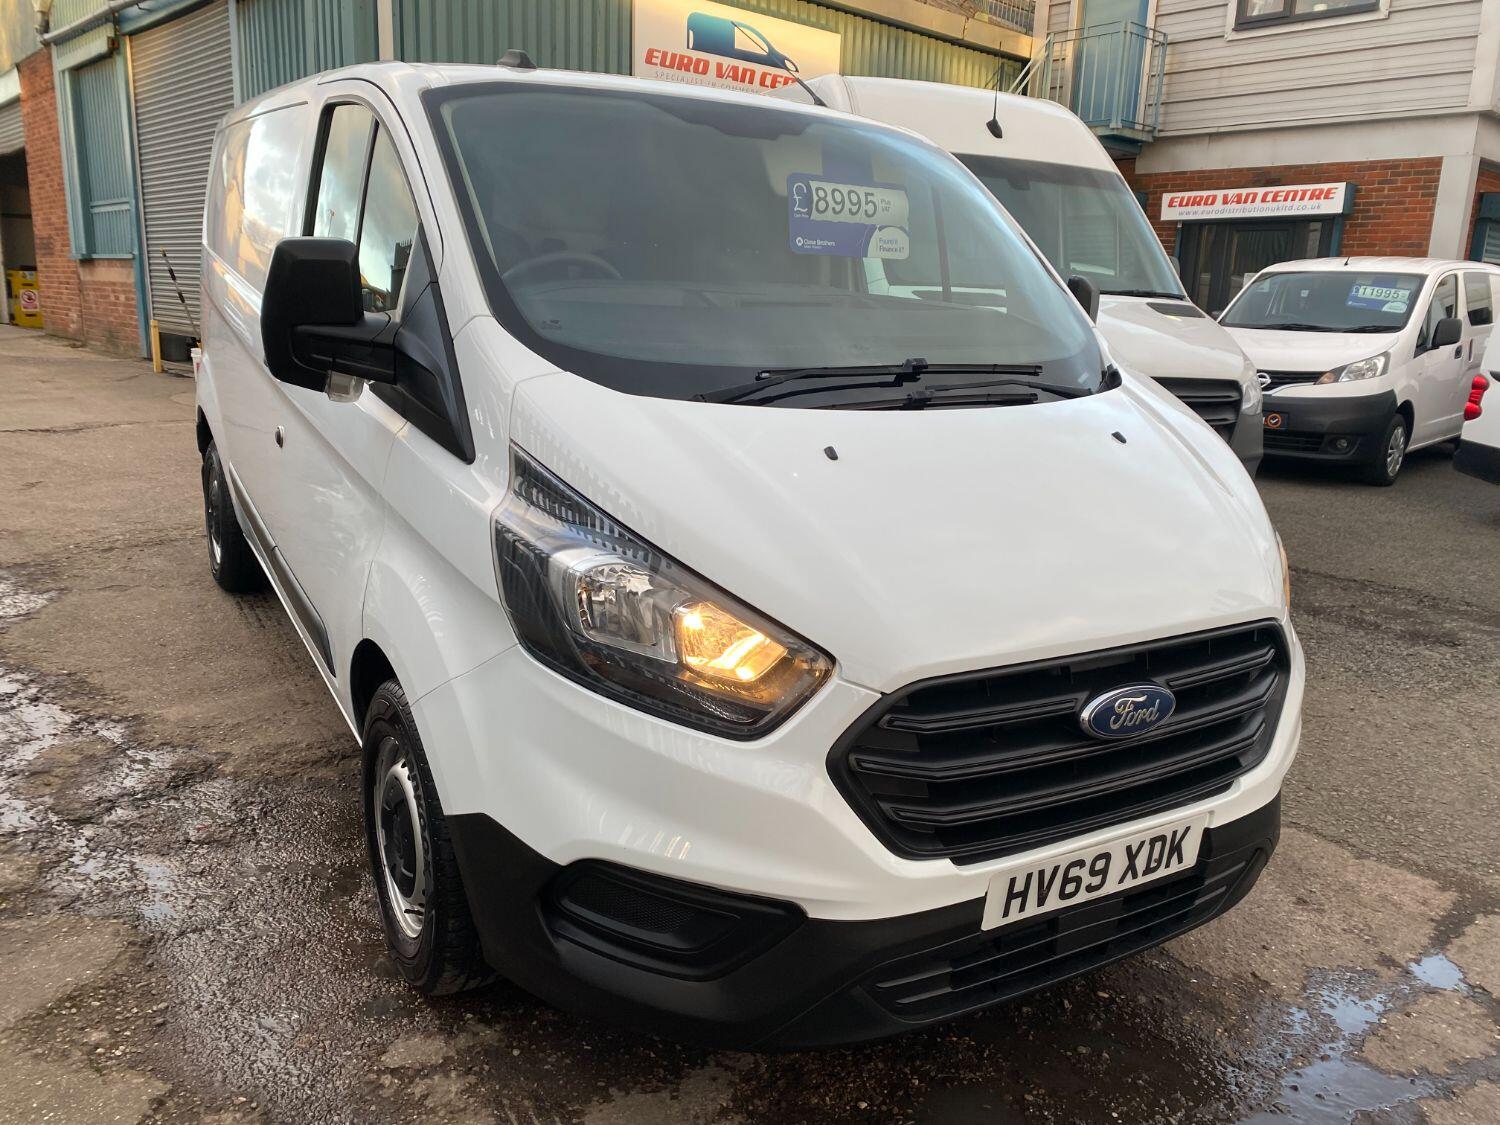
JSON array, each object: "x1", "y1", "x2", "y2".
[
  {"x1": 1161, "y1": 182, "x2": 1354, "y2": 223},
  {"x1": 633, "y1": 0, "x2": 842, "y2": 94}
]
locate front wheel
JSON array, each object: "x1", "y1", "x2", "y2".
[
  {"x1": 1361, "y1": 413, "x2": 1408, "y2": 486},
  {"x1": 201, "y1": 440, "x2": 266, "y2": 592},
  {"x1": 362, "y1": 679, "x2": 493, "y2": 996}
]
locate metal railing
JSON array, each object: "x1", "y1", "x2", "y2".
[
  {"x1": 1010, "y1": 21, "x2": 1167, "y2": 139},
  {"x1": 969, "y1": 0, "x2": 1038, "y2": 34}
]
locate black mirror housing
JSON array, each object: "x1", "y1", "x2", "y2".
[
  {"x1": 1432, "y1": 316, "x2": 1463, "y2": 349},
  {"x1": 1067, "y1": 274, "x2": 1100, "y2": 323},
  {"x1": 261, "y1": 238, "x2": 366, "y2": 390}
]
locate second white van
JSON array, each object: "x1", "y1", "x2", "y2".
[
  {"x1": 781, "y1": 77, "x2": 1265, "y2": 474},
  {"x1": 1221, "y1": 258, "x2": 1500, "y2": 485}
]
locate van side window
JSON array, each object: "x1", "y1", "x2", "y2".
[
  {"x1": 1463, "y1": 272, "x2": 1494, "y2": 327},
  {"x1": 358, "y1": 129, "x2": 419, "y2": 314},
  {"x1": 311, "y1": 105, "x2": 375, "y2": 243},
  {"x1": 1418, "y1": 274, "x2": 1459, "y2": 351},
  {"x1": 208, "y1": 105, "x2": 308, "y2": 289}
]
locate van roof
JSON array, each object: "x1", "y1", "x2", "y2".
[
  {"x1": 227, "y1": 59, "x2": 903, "y2": 136},
  {"x1": 782, "y1": 75, "x2": 1120, "y2": 173},
  {"x1": 1258, "y1": 256, "x2": 1499, "y2": 276}
]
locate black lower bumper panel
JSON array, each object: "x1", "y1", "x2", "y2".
[
  {"x1": 1455, "y1": 437, "x2": 1500, "y2": 484},
  {"x1": 1261, "y1": 390, "x2": 1395, "y2": 462},
  {"x1": 448, "y1": 796, "x2": 1280, "y2": 1049}
]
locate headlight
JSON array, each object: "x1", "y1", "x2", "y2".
[
  {"x1": 1316, "y1": 353, "x2": 1388, "y2": 384},
  {"x1": 1241, "y1": 369, "x2": 1263, "y2": 415},
  {"x1": 493, "y1": 446, "x2": 832, "y2": 738}
]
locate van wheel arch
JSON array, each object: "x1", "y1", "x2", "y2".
[
  {"x1": 196, "y1": 409, "x2": 213, "y2": 457},
  {"x1": 351, "y1": 639, "x2": 398, "y2": 733},
  {"x1": 1396, "y1": 401, "x2": 1414, "y2": 429}
]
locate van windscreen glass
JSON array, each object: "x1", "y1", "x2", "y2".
[
  {"x1": 425, "y1": 84, "x2": 1101, "y2": 399},
  {"x1": 957, "y1": 155, "x2": 1183, "y2": 300},
  {"x1": 1220, "y1": 271, "x2": 1425, "y2": 332}
]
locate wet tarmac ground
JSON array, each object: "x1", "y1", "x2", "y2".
[{"x1": 2, "y1": 324, "x2": 1499, "y2": 1124}]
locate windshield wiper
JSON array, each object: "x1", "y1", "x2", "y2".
[
  {"x1": 1099, "y1": 288, "x2": 1186, "y2": 299},
  {"x1": 1247, "y1": 322, "x2": 1343, "y2": 332},
  {"x1": 1344, "y1": 324, "x2": 1400, "y2": 333},
  {"x1": 695, "y1": 358, "x2": 1046, "y2": 405},
  {"x1": 851, "y1": 379, "x2": 1091, "y2": 410}
]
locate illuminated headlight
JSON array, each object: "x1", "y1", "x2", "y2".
[
  {"x1": 1316, "y1": 353, "x2": 1388, "y2": 384},
  {"x1": 493, "y1": 446, "x2": 832, "y2": 738}
]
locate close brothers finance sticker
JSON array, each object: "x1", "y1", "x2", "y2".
[
  {"x1": 1346, "y1": 280, "x2": 1412, "y2": 315},
  {"x1": 788, "y1": 174, "x2": 910, "y2": 260}
]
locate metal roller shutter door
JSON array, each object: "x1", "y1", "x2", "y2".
[
  {"x1": 130, "y1": 0, "x2": 236, "y2": 338},
  {"x1": 0, "y1": 100, "x2": 22, "y2": 155}
]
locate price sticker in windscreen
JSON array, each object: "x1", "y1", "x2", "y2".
[{"x1": 788, "y1": 174, "x2": 910, "y2": 260}]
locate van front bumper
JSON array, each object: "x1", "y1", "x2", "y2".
[
  {"x1": 414, "y1": 625, "x2": 1302, "y2": 1046},
  {"x1": 1260, "y1": 390, "x2": 1395, "y2": 462},
  {"x1": 446, "y1": 795, "x2": 1280, "y2": 1048}
]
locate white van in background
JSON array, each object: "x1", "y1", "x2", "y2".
[
  {"x1": 1221, "y1": 258, "x2": 1500, "y2": 485},
  {"x1": 782, "y1": 76, "x2": 1264, "y2": 474}
]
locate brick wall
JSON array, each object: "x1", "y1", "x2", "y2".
[
  {"x1": 1123, "y1": 158, "x2": 1444, "y2": 259},
  {"x1": 17, "y1": 50, "x2": 82, "y2": 341},
  {"x1": 1465, "y1": 160, "x2": 1500, "y2": 259},
  {"x1": 16, "y1": 49, "x2": 141, "y2": 356}
]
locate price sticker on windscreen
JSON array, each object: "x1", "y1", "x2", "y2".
[
  {"x1": 1347, "y1": 280, "x2": 1413, "y2": 314},
  {"x1": 788, "y1": 174, "x2": 910, "y2": 260}
]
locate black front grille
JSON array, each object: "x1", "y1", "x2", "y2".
[
  {"x1": 1260, "y1": 370, "x2": 1323, "y2": 392},
  {"x1": 864, "y1": 840, "x2": 1267, "y2": 1022},
  {"x1": 829, "y1": 623, "x2": 1289, "y2": 865},
  {"x1": 1155, "y1": 378, "x2": 1241, "y2": 440}
]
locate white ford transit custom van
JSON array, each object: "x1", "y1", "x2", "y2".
[
  {"x1": 197, "y1": 61, "x2": 1302, "y2": 1048},
  {"x1": 1221, "y1": 258, "x2": 1500, "y2": 485},
  {"x1": 780, "y1": 77, "x2": 1265, "y2": 475}
]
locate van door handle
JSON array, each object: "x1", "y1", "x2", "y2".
[
  {"x1": 274, "y1": 426, "x2": 285, "y2": 448},
  {"x1": 1454, "y1": 346, "x2": 1464, "y2": 359}
]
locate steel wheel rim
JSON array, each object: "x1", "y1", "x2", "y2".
[
  {"x1": 374, "y1": 735, "x2": 428, "y2": 941},
  {"x1": 1386, "y1": 423, "x2": 1406, "y2": 477},
  {"x1": 205, "y1": 459, "x2": 223, "y2": 566}
]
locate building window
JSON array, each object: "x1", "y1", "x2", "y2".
[{"x1": 1236, "y1": 0, "x2": 1379, "y2": 30}]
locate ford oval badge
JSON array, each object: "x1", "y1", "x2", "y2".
[{"x1": 1080, "y1": 684, "x2": 1176, "y2": 740}]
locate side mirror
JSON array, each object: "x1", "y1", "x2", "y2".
[
  {"x1": 261, "y1": 238, "x2": 397, "y2": 391},
  {"x1": 1432, "y1": 316, "x2": 1462, "y2": 349},
  {"x1": 1067, "y1": 274, "x2": 1100, "y2": 323}
]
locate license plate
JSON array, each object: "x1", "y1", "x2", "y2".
[
  {"x1": 1264, "y1": 412, "x2": 1286, "y2": 430},
  {"x1": 981, "y1": 814, "x2": 1208, "y2": 930}
]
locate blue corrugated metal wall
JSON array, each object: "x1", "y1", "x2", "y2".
[
  {"x1": 235, "y1": 0, "x2": 379, "y2": 100},
  {"x1": 70, "y1": 56, "x2": 135, "y2": 256},
  {"x1": 394, "y1": 0, "x2": 1016, "y2": 89}
]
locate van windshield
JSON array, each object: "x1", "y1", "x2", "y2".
[
  {"x1": 425, "y1": 84, "x2": 1102, "y2": 399},
  {"x1": 957, "y1": 155, "x2": 1183, "y2": 299},
  {"x1": 1221, "y1": 271, "x2": 1424, "y2": 332}
]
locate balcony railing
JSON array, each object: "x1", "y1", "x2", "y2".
[
  {"x1": 1010, "y1": 22, "x2": 1167, "y2": 143},
  {"x1": 968, "y1": 0, "x2": 1038, "y2": 34}
]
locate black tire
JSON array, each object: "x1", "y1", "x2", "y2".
[
  {"x1": 362, "y1": 679, "x2": 494, "y2": 996},
  {"x1": 201, "y1": 440, "x2": 266, "y2": 592},
  {"x1": 1360, "y1": 412, "x2": 1409, "y2": 487}
]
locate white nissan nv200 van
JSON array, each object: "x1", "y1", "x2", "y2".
[
  {"x1": 779, "y1": 77, "x2": 1265, "y2": 475},
  {"x1": 1221, "y1": 258, "x2": 1500, "y2": 485},
  {"x1": 197, "y1": 61, "x2": 1301, "y2": 1048}
]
